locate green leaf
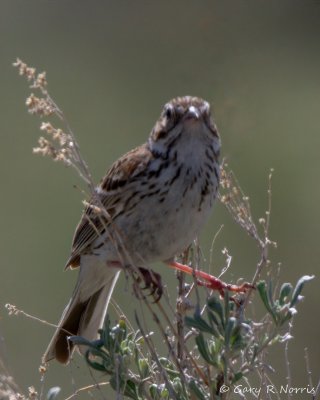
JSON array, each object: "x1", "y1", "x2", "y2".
[
  {"x1": 209, "y1": 338, "x2": 223, "y2": 367},
  {"x1": 195, "y1": 333, "x2": 214, "y2": 365},
  {"x1": 224, "y1": 290, "x2": 230, "y2": 324},
  {"x1": 85, "y1": 347, "x2": 113, "y2": 373},
  {"x1": 138, "y1": 358, "x2": 149, "y2": 379},
  {"x1": 149, "y1": 384, "x2": 158, "y2": 399},
  {"x1": 232, "y1": 372, "x2": 243, "y2": 383},
  {"x1": 207, "y1": 296, "x2": 224, "y2": 327},
  {"x1": 110, "y1": 377, "x2": 141, "y2": 400},
  {"x1": 111, "y1": 324, "x2": 126, "y2": 351},
  {"x1": 102, "y1": 314, "x2": 112, "y2": 349},
  {"x1": 123, "y1": 380, "x2": 141, "y2": 400},
  {"x1": 257, "y1": 281, "x2": 277, "y2": 324},
  {"x1": 160, "y1": 387, "x2": 169, "y2": 399},
  {"x1": 207, "y1": 309, "x2": 224, "y2": 337},
  {"x1": 189, "y1": 380, "x2": 208, "y2": 400},
  {"x1": 279, "y1": 283, "x2": 292, "y2": 305},
  {"x1": 279, "y1": 307, "x2": 296, "y2": 326},
  {"x1": 206, "y1": 309, "x2": 219, "y2": 327},
  {"x1": 290, "y1": 275, "x2": 314, "y2": 307},
  {"x1": 224, "y1": 317, "x2": 236, "y2": 349},
  {"x1": 85, "y1": 356, "x2": 107, "y2": 372},
  {"x1": 159, "y1": 358, "x2": 180, "y2": 378},
  {"x1": 230, "y1": 325, "x2": 244, "y2": 351},
  {"x1": 185, "y1": 315, "x2": 214, "y2": 335},
  {"x1": 267, "y1": 279, "x2": 275, "y2": 309},
  {"x1": 172, "y1": 378, "x2": 183, "y2": 395}
]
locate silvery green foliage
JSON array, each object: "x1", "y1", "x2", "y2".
[{"x1": 71, "y1": 275, "x2": 313, "y2": 400}]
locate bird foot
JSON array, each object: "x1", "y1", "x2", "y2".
[
  {"x1": 168, "y1": 261, "x2": 254, "y2": 297},
  {"x1": 132, "y1": 267, "x2": 163, "y2": 302}
]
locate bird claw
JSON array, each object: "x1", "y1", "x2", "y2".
[
  {"x1": 197, "y1": 277, "x2": 255, "y2": 297},
  {"x1": 133, "y1": 267, "x2": 163, "y2": 302}
]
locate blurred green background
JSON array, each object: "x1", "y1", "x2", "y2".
[{"x1": 0, "y1": 0, "x2": 319, "y2": 397}]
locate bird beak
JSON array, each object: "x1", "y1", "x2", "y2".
[{"x1": 186, "y1": 106, "x2": 200, "y2": 120}]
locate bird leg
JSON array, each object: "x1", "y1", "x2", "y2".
[{"x1": 168, "y1": 261, "x2": 254, "y2": 297}]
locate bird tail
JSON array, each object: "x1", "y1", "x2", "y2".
[{"x1": 43, "y1": 263, "x2": 120, "y2": 364}]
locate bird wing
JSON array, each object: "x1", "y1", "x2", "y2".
[{"x1": 65, "y1": 143, "x2": 153, "y2": 269}]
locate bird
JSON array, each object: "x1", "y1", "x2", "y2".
[{"x1": 43, "y1": 96, "x2": 249, "y2": 364}]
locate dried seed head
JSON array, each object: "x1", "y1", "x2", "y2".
[
  {"x1": 26, "y1": 93, "x2": 39, "y2": 108},
  {"x1": 33, "y1": 137, "x2": 57, "y2": 158},
  {"x1": 5, "y1": 303, "x2": 20, "y2": 316},
  {"x1": 13, "y1": 58, "x2": 37, "y2": 81},
  {"x1": 28, "y1": 386, "x2": 38, "y2": 400},
  {"x1": 26, "y1": 96, "x2": 54, "y2": 116},
  {"x1": 39, "y1": 364, "x2": 47, "y2": 374},
  {"x1": 35, "y1": 72, "x2": 47, "y2": 88},
  {"x1": 40, "y1": 121, "x2": 54, "y2": 133}
]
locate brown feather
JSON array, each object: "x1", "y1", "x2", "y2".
[
  {"x1": 65, "y1": 143, "x2": 154, "y2": 269},
  {"x1": 53, "y1": 286, "x2": 107, "y2": 363},
  {"x1": 54, "y1": 301, "x2": 87, "y2": 363}
]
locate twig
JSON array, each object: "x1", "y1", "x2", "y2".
[
  {"x1": 64, "y1": 382, "x2": 109, "y2": 400},
  {"x1": 284, "y1": 321, "x2": 293, "y2": 400},
  {"x1": 313, "y1": 377, "x2": 320, "y2": 400},
  {"x1": 304, "y1": 348, "x2": 314, "y2": 394},
  {"x1": 176, "y1": 250, "x2": 189, "y2": 361},
  {"x1": 208, "y1": 224, "x2": 224, "y2": 272},
  {"x1": 5, "y1": 304, "x2": 59, "y2": 330}
]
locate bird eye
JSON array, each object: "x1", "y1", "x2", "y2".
[{"x1": 164, "y1": 105, "x2": 174, "y2": 119}]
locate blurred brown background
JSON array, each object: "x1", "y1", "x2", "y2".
[{"x1": 0, "y1": 0, "x2": 319, "y2": 398}]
